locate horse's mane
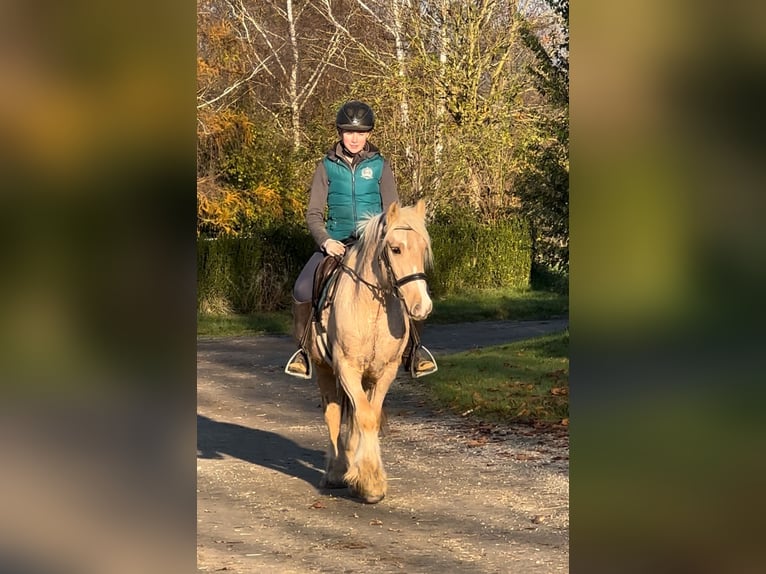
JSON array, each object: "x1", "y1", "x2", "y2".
[{"x1": 353, "y1": 206, "x2": 433, "y2": 271}]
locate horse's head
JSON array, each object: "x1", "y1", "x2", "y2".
[{"x1": 379, "y1": 199, "x2": 433, "y2": 321}]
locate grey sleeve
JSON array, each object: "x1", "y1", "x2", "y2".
[
  {"x1": 380, "y1": 159, "x2": 399, "y2": 210},
  {"x1": 306, "y1": 161, "x2": 331, "y2": 248}
]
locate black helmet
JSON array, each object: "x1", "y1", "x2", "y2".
[{"x1": 335, "y1": 100, "x2": 375, "y2": 132}]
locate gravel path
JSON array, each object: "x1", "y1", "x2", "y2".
[{"x1": 197, "y1": 319, "x2": 569, "y2": 573}]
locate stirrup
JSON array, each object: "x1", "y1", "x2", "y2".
[
  {"x1": 285, "y1": 349, "x2": 312, "y2": 379},
  {"x1": 410, "y1": 346, "x2": 438, "y2": 378}
]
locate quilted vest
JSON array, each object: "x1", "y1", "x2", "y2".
[{"x1": 323, "y1": 154, "x2": 384, "y2": 241}]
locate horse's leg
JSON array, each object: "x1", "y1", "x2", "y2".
[
  {"x1": 338, "y1": 364, "x2": 398, "y2": 504},
  {"x1": 316, "y1": 365, "x2": 347, "y2": 488}
]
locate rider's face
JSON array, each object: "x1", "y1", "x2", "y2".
[{"x1": 341, "y1": 130, "x2": 370, "y2": 154}]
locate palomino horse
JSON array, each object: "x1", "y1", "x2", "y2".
[{"x1": 307, "y1": 200, "x2": 433, "y2": 503}]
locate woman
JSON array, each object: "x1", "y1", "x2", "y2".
[{"x1": 285, "y1": 100, "x2": 436, "y2": 379}]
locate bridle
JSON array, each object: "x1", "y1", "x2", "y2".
[
  {"x1": 337, "y1": 224, "x2": 430, "y2": 318},
  {"x1": 379, "y1": 226, "x2": 429, "y2": 292}
]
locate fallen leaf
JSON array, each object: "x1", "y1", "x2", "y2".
[
  {"x1": 466, "y1": 438, "x2": 488, "y2": 447},
  {"x1": 309, "y1": 500, "x2": 326, "y2": 509},
  {"x1": 512, "y1": 453, "x2": 538, "y2": 461}
]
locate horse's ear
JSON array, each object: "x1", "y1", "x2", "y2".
[
  {"x1": 386, "y1": 201, "x2": 400, "y2": 224},
  {"x1": 415, "y1": 199, "x2": 426, "y2": 218}
]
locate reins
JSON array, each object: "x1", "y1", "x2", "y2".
[{"x1": 336, "y1": 257, "x2": 386, "y2": 300}]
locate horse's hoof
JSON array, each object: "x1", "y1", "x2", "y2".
[
  {"x1": 349, "y1": 486, "x2": 385, "y2": 504},
  {"x1": 319, "y1": 477, "x2": 346, "y2": 489},
  {"x1": 362, "y1": 493, "x2": 385, "y2": 504}
]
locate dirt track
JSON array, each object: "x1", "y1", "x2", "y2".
[{"x1": 197, "y1": 319, "x2": 569, "y2": 573}]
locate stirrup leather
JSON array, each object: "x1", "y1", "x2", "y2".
[
  {"x1": 411, "y1": 345, "x2": 438, "y2": 378},
  {"x1": 285, "y1": 349, "x2": 313, "y2": 379}
]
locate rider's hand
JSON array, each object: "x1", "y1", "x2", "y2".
[{"x1": 322, "y1": 239, "x2": 346, "y2": 257}]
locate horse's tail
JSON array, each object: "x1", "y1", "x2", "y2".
[
  {"x1": 379, "y1": 406, "x2": 389, "y2": 437},
  {"x1": 338, "y1": 383, "x2": 388, "y2": 436},
  {"x1": 340, "y1": 387, "x2": 352, "y2": 429}
]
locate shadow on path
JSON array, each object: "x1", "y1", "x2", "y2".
[{"x1": 197, "y1": 414, "x2": 325, "y2": 487}]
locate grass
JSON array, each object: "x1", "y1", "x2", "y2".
[
  {"x1": 428, "y1": 287, "x2": 568, "y2": 324},
  {"x1": 198, "y1": 289, "x2": 569, "y2": 428},
  {"x1": 197, "y1": 312, "x2": 291, "y2": 337},
  {"x1": 425, "y1": 331, "x2": 569, "y2": 426},
  {"x1": 197, "y1": 287, "x2": 568, "y2": 336}
]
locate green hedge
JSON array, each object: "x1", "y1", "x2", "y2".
[
  {"x1": 428, "y1": 218, "x2": 531, "y2": 297},
  {"x1": 197, "y1": 219, "x2": 531, "y2": 313},
  {"x1": 197, "y1": 226, "x2": 315, "y2": 314}
]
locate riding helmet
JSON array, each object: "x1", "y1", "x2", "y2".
[{"x1": 335, "y1": 100, "x2": 375, "y2": 132}]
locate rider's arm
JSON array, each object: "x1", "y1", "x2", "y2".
[
  {"x1": 307, "y1": 161, "x2": 331, "y2": 249},
  {"x1": 380, "y1": 159, "x2": 399, "y2": 210}
]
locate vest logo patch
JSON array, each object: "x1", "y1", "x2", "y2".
[{"x1": 360, "y1": 167, "x2": 374, "y2": 180}]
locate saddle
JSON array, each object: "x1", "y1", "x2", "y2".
[
  {"x1": 312, "y1": 236, "x2": 358, "y2": 322},
  {"x1": 312, "y1": 254, "x2": 342, "y2": 323}
]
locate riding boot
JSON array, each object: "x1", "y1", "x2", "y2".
[
  {"x1": 403, "y1": 320, "x2": 438, "y2": 378},
  {"x1": 285, "y1": 300, "x2": 313, "y2": 379}
]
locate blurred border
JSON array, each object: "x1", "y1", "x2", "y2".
[
  {"x1": 0, "y1": 1, "x2": 196, "y2": 572},
  {"x1": 572, "y1": 1, "x2": 766, "y2": 572}
]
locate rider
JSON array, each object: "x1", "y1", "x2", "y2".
[{"x1": 285, "y1": 100, "x2": 437, "y2": 379}]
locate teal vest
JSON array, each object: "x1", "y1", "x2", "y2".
[{"x1": 323, "y1": 154, "x2": 384, "y2": 241}]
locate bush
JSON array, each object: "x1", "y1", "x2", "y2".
[
  {"x1": 428, "y1": 217, "x2": 532, "y2": 297},
  {"x1": 197, "y1": 227, "x2": 315, "y2": 314},
  {"x1": 197, "y1": 218, "x2": 532, "y2": 313}
]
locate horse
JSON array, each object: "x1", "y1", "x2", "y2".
[{"x1": 306, "y1": 199, "x2": 433, "y2": 504}]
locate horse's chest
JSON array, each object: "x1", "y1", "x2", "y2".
[{"x1": 333, "y1": 320, "x2": 405, "y2": 368}]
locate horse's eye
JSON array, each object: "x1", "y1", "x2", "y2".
[{"x1": 390, "y1": 246, "x2": 401, "y2": 255}]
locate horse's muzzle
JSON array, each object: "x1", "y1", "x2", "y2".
[{"x1": 409, "y1": 298, "x2": 433, "y2": 321}]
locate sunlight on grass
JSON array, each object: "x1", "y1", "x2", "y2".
[
  {"x1": 197, "y1": 287, "x2": 568, "y2": 336},
  {"x1": 429, "y1": 287, "x2": 568, "y2": 323},
  {"x1": 425, "y1": 331, "x2": 569, "y2": 425}
]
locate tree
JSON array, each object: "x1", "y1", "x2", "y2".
[
  {"x1": 199, "y1": 0, "x2": 355, "y2": 151},
  {"x1": 515, "y1": 0, "x2": 569, "y2": 279},
  {"x1": 195, "y1": 0, "x2": 569, "y2": 274}
]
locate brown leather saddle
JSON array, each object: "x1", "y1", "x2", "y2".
[{"x1": 312, "y1": 254, "x2": 342, "y2": 323}]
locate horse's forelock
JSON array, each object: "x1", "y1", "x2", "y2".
[{"x1": 386, "y1": 205, "x2": 433, "y2": 270}]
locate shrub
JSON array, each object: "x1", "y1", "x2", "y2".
[
  {"x1": 428, "y1": 217, "x2": 532, "y2": 297},
  {"x1": 197, "y1": 217, "x2": 531, "y2": 313},
  {"x1": 197, "y1": 227, "x2": 315, "y2": 313}
]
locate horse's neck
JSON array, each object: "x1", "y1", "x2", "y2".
[{"x1": 334, "y1": 248, "x2": 408, "y2": 347}]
